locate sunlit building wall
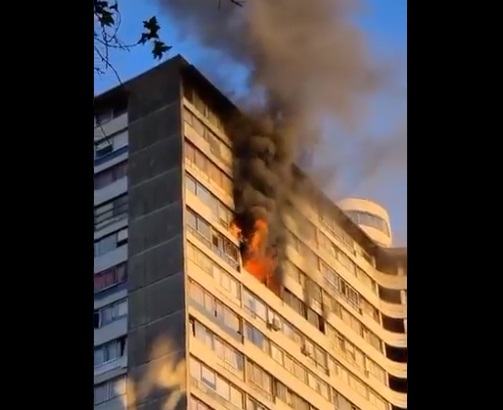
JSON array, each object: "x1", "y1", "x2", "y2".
[{"x1": 93, "y1": 55, "x2": 407, "y2": 410}]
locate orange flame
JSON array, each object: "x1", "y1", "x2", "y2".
[{"x1": 232, "y1": 219, "x2": 280, "y2": 294}]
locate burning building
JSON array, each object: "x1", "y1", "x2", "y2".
[{"x1": 93, "y1": 56, "x2": 407, "y2": 410}]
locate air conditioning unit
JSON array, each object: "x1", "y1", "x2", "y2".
[
  {"x1": 117, "y1": 228, "x2": 128, "y2": 243},
  {"x1": 301, "y1": 345, "x2": 311, "y2": 357},
  {"x1": 267, "y1": 318, "x2": 281, "y2": 331}
]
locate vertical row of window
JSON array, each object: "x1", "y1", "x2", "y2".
[
  {"x1": 94, "y1": 262, "x2": 127, "y2": 294},
  {"x1": 184, "y1": 108, "x2": 232, "y2": 168},
  {"x1": 184, "y1": 141, "x2": 233, "y2": 197},
  {"x1": 94, "y1": 194, "x2": 128, "y2": 231},
  {"x1": 94, "y1": 375, "x2": 126, "y2": 405},
  {"x1": 94, "y1": 160, "x2": 127, "y2": 190},
  {"x1": 186, "y1": 207, "x2": 240, "y2": 269},
  {"x1": 94, "y1": 227, "x2": 128, "y2": 257}
]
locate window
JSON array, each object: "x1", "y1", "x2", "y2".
[
  {"x1": 245, "y1": 323, "x2": 267, "y2": 351},
  {"x1": 366, "y1": 359, "x2": 387, "y2": 384},
  {"x1": 94, "y1": 194, "x2": 128, "y2": 230},
  {"x1": 94, "y1": 131, "x2": 128, "y2": 165},
  {"x1": 337, "y1": 250, "x2": 356, "y2": 275},
  {"x1": 275, "y1": 381, "x2": 309, "y2": 410},
  {"x1": 242, "y1": 289, "x2": 267, "y2": 321},
  {"x1": 319, "y1": 231, "x2": 336, "y2": 258},
  {"x1": 94, "y1": 298, "x2": 127, "y2": 328},
  {"x1": 94, "y1": 161, "x2": 127, "y2": 190},
  {"x1": 94, "y1": 337, "x2": 126, "y2": 367},
  {"x1": 270, "y1": 343, "x2": 284, "y2": 365},
  {"x1": 94, "y1": 228, "x2": 128, "y2": 256},
  {"x1": 307, "y1": 372, "x2": 330, "y2": 400},
  {"x1": 357, "y1": 267, "x2": 378, "y2": 294},
  {"x1": 319, "y1": 202, "x2": 355, "y2": 253},
  {"x1": 247, "y1": 398, "x2": 268, "y2": 410},
  {"x1": 346, "y1": 210, "x2": 390, "y2": 236},
  {"x1": 189, "y1": 396, "x2": 215, "y2": 410},
  {"x1": 247, "y1": 361, "x2": 273, "y2": 398},
  {"x1": 94, "y1": 376, "x2": 127, "y2": 405},
  {"x1": 363, "y1": 327, "x2": 383, "y2": 352},
  {"x1": 282, "y1": 320, "x2": 303, "y2": 345},
  {"x1": 94, "y1": 263, "x2": 127, "y2": 293},
  {"x1": 320, "y1": 262, "x2": 361, "y2": 313},
  {"x1": 332, "y1": 389, "x2": 362, "y2": 410}
]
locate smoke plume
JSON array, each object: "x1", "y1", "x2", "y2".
[{"x1": 157, "y1": 0, "x2": 391, "y2": 288}]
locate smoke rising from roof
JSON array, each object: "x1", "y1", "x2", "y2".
[{"x1": 156, "y1": 0, "x2": 405, "y2": 286}]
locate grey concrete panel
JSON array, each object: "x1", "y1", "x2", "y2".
[
  {"x1": 128, "y1": 273, "x2": 185, "y2": 330},
  {"x1": 128, "y1": 104, "x2": 181, "y2": 154},
  {"x1": 127, "y1": 310, "x2": 186, "y2": 369},
  {"x1": 127, "y1": 235, "x2": 184, "y2": 293},
  {"x1": 128, "y1": 202, "x2": 183, "y2": 253},
  {"x1": 128, "y1": 168, "x2": 182, "y2": 220},
  {"x1": 128, "y1": 136, "x2": 182, "y2": 188},
  {"x1": 127, "y1": 61, "x2": 182, "y2": 124}
]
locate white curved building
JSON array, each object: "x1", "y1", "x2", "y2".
[{"x1": 338, "y1": 198, "x2": 393, "y2": 247}]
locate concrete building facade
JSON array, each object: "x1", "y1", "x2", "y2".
[{"x1": 93, "y1": 55, "x2": 407, "y2": 410}]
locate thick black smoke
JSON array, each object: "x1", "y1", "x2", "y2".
[{"x1": 156, "y1": 0, "x2": 390, "y2": 284}]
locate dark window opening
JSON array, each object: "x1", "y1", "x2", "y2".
[
  {"x1": 385, "y1": 345, "x2": 407, "y2": 363},
  {"x1": 389, "y1": 375, "x2": 407, "y2": 394},
  {"x1": 318, "y1": 316, "x2": 326, "y2": 333},
  {"x1": 379, "y1": 286, "x2": 402, "y2": 304},
  {"x1": 93, "y1": 310, "x2": 100, "y2": 328},
  {"x1": 382, "y1": 315, "x2": 405, "y2": 333}
]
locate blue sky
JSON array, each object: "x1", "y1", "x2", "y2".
[{"x1": 95, "y1": 0, "x2": 407, "y2": 245}]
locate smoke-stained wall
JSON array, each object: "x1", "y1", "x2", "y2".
[{"x1": 126, "y1": 60, "x2": 188, "y2": 410}]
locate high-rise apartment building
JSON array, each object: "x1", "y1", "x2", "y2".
[{"x1": 93, "y1": 55, "x2": 407, "y2": 410}]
